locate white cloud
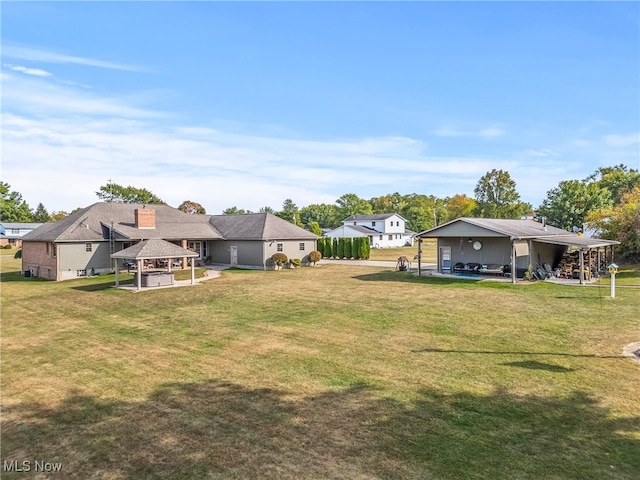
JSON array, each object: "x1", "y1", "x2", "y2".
[
  {"x1": 5, "y1": 64, "x2": 52, "y2": 77},
  {"x1": 478, "y1": 128, "x2": 506, "y2": 138},
  {"x1": 3, "y1": 44, "x2": 145, "y2": 72},
  {"x1": 603, "y1": 133, "x2": 640, "y2": 148},
  {"x1": 432, "y1": 126, "x2": 506, "y2": 138},
  {"x1": 522, "y1": 149, "x2": 559, "y2": 158},
  {"x1": 2, "y1": 65, "x2": 630, "y2": 214},
  {"x1": 3, "y1": 72, "x2": 165, "y2": 119}
]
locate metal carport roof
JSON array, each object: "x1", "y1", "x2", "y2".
[{"x1": 533, "y1": 235, "x2": 619, "y2": 249}]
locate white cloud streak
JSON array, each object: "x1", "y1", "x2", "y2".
[
  {"x1": 3, "y1": 44, "x2": 145, "y2": 72},
  {"x1": 2, "y1": 67, "x2": 634, "y2": 214},
  {"x1": 432, "y1": 126, "x2": 506, "y2": 138},
  {"x1": 5, "y1": 64, "x2": 52, "y2": 77}
]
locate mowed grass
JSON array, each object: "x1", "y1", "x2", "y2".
[
  {"x1": 1, "y1": 254, "x2": 639, "y2": 479},
  {"x1": 367, "y1": 240, "x2": 437, "y2": 262}
]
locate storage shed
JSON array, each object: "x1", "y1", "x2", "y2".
[{"x1": 415, "y1": 218, "x2": 619, "y2": 284}]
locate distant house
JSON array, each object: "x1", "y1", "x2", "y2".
[
  {"x1": 0, "y1": 223, "x2": 44, "y2": 247},
  {"x1": 415, "y1": 217, "x2": 619, "y2": 283},
  {"x1": 20, "y1": 202, "x2": 317, "y2": 280},
  {"x1": 324, "y1": 213, "x2": 414, "y2": 248}
]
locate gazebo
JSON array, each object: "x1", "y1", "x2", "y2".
[{"x1": 110, "y1": 239, "x2": 199, "y2": 291}]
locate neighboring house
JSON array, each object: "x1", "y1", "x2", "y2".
[
  {"x1": 415, "y1": 217, "x2": 619, "y2": 283},
  {"x1": 324, "y1": 213, "x2": 414, "y2": 248},
  {"x1": 0, "y1": 223, "x2": 44, "y2": 247},
  {"x1": 20, "y1": 202, "x2": 318, "y2": 280}
]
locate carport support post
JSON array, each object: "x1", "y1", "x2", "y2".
[
  {"x1": 114, "y1": 259, "x2": 119, "y2": 287},
  {"x1": 579, "y1": 249, "x2": 585, "y2": 285},
  {"x1": 191, "y1": 261, "x2": 195, "y2": 285}
]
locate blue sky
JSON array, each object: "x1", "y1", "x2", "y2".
[{"x1": 2, "y1": 1, "x2": 639, "y2": 214}]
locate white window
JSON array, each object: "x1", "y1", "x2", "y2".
[
  {"x1": 52, "y1": 244, "x2": 57, "y2": 257},
  {"x1": 187, "y1": 241, "x2": 202, "y2": 258},
  {"x1": 85, "y1": 243, "x2": 92, "y2": 252},
  {"x1": 372, "y1": 221, "x2": 376, "y2": 226},
  {"x1": 11, "y1": 229, "x2": 20, "y2": 234},
  {"x1": 299, "y1": 243, "x2": 305, "y2": 251},
  {"x1": 379, "y1": 235, "x2": 383, "y2": 240},
  {"x1": 277, "y1": 243, "x2": 283, "y2": 252},
  {"x1": 389, "y1": 235, "x2": 393, "y2": 241}
]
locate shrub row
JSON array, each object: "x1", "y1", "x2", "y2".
[
  {"x1": 317, "y1": 237, "x2": 370, "y2": 260},
  {"x1": 269, "y1": 253, "x2": 319, "y2": 269}
]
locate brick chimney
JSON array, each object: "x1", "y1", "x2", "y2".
[{"x1": 135, "y1": 206, "x2": 156, "y2": 229}]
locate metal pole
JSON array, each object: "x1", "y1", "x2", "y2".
[
  {"x1": 418, "y1": 238, "x2": 422, "y2": 276},
  {"x1": 511, "y1": 240, "x2": 517, "y2": 284},
  {"x1": 579, "y1": 249, "x2": 584, "y2": 285}
]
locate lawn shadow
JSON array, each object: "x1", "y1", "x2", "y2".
[
  {"x1": 501, "y1": 360, "x2": 576, "y2": 372},
  {"x1": 0, "y1": 271, "x2": 46, "y2": 283},
  {"x1": 412, "y1": 347, "x2": 627, "y2": 360},
  {"x1": 352, "y1": 271, "x2": 483, "y2": 286},
  {"x1": 2, "y1": 380, "x2": 638, "y2": 479}
]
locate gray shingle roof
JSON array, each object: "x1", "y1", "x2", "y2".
[
  {"x1": 416, "y1": 217, "x2": 571, "y2": 239},
  {"x1": 22, "y1": 203, "x2": 222, "y2": 242},
  {"x1": 209, "y1": 213, "x2": 318, "y2": 240},
  {"x1": 417, "y1": 218, "x2": 619, "y2": 248},
  {"x1": 0, "y1": 223, "x2": 44, "y2": 229},
  {"x1": 343, "y1": 213, "x2": 406, "y2": 222},
  {"x1": 22, "y1": 203, "x2": 318, "y2": 243},
  {"x1": 111, "y1": 238, "x2": 198, "y2": 260}
]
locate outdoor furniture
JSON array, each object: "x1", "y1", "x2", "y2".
[
  {"x1": 453, "y1": 262, "x2": 482, "y2": 275},
  {"x1": 479, "y1": 264, "x2": 504, "y2": 276}
]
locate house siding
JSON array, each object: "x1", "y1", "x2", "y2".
[
  {"x1": 264, "y1": 240, "x2": 317, "y2": 267},
  {"x1": 58, "y1": 242, "x2": 113, "y2": 279},
  {"x1": 22, "y1": 241, "x2": 58, "y2": 279},
  {"x1": 208, "y1": 240, "x2": 264, "y2": 267},
  {"x1": 438, "y1": 237, "x2": 513, "y2": 269}
]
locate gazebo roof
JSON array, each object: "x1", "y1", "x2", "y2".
[{"x1": 110, "y1": 238, "x2": 198, "y2": 260}]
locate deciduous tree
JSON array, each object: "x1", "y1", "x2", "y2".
[
  {"x1": 586, "y1": 186, "x2": 640, "y2": 263},
  {"x1": 0, "y1": 182, "x2": 32, "y2": 222},
  {"x1": 537, "y1": 180, "x2": 611, "y2": 231},
  {"x1": 96, "y1": 182, "x2": 164, "y2": 204},
  {"x1": 474, "y1": 169, "x2": 529, "y2": 218},
  {"x1": 178, "y1": 200, "x2": 206, "y2": 215},
  {"x1": 336, "y1": 193, "x2": 372, "y2": 220}
]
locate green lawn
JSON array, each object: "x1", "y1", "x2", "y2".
[
  {"x1": 1, "y1": 254, "x2": 639, "y2": 479},
  {"x1": 366, "y1": 240, "x2": 437, "y2": 262}
]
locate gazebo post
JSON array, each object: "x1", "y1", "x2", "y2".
[{"x1": 136, "y1": 260, "x2": 142, "y2": 291}]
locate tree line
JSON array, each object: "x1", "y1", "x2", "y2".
[{"x1": 2, "y1": 165, "x2": 638, "y2": 261}]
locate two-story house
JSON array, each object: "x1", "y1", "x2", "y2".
[
  {"x1": 324, "y1": 213, "x2": 414, "y2": 248},
  {"x1": 0, "y1": 223, "x2": 44, "y2": 247}
]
